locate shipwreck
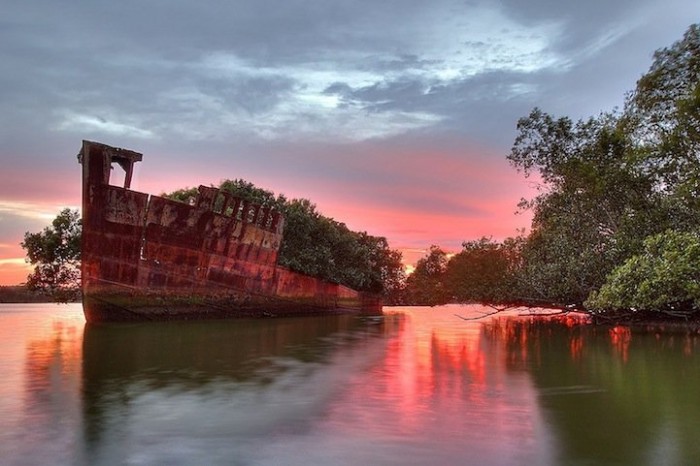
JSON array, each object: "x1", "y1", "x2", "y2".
[{"x1": 79, "y1": 140, "x2": 382, "y2": 323}]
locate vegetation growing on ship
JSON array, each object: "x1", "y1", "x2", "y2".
[{"x1": 167, "y1": 179, "x2": 406, "y2": 295}]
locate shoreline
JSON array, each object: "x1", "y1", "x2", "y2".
[{"x1": 0, "y1": 285, "x2": 79, "y2": 304}]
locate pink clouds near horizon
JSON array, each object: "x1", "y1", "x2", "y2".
[{"x1": 0, "y1": 259, "x2": 30, "y2": 287}]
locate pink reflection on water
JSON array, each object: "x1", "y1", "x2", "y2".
[
  {"x1": 609, "y1": 326, "x2": 631, "y2": 363},
  {"x1": 315, "y1": 305, "x2": 555, "y2": 464},
  {"x1": 23, "y1": 317, "x2": 83, "y2": 420},
  {"x1": 0, "y1": 304, "x2": 85, "y2": 465}
]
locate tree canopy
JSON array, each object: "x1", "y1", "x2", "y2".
[
  {"x1": 498, "y1": 24, "x2": 700, "y2": 317},
  {"x1": 399, "y1": 24, "x2": 700, "y2": 319},
  {"x1": 444, "y1": 237, "x2": 523, "y2": 305},
  {"x1": 402, "y1": 245, "x2": 450, "y2": 306},
  {"x1": 21, "y1": 208, "x2": 81, "y2": 302}
]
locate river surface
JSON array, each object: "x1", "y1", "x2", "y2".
[{"x1": 2, "y1": 303, "x2": 700, "y2": 465}]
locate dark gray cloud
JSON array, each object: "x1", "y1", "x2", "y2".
[
  {"x1": 498, "y1": 0, "x2": 663, "y2": 51},
  {"x1": 2, "y1": 0, "x2": 696, "y2": 157}
]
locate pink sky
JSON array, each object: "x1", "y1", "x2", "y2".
[{"x1": 0, "y1": 143, "x2": 535, "y2": 285}]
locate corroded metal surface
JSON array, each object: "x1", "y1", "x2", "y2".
[{"x1": 79, "y1": 140, "x2": 381, "y2": 322}]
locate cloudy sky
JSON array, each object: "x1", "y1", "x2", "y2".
[{"x1": 0, "y1": 1, "x2": 697, "y2": 284}]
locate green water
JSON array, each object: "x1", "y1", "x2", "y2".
[{"x1": 1, "y1": 303, "x2": 699, "y2": 465}]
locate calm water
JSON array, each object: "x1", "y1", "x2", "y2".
[{"x1": 2, "y1": 304, "x2": 700, "y2": 465}]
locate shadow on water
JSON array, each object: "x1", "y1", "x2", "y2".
[
  {"x1": 482, "y1": 317, "x2": 700, "y2": 465},
  {"x1": 80, "y1": 313, "x2": 392, "y2": 459}
]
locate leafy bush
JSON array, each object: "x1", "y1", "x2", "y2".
[{"x1": 585, "y1": 230, "x2": 700, "y2": 315}]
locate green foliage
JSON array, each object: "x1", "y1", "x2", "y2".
[
  {"x1": 275, "y1": 197, "x2": 404, "y2": 294},
  {"x1": 404, "y1": 246, "x2": 450, "y2": 305},
  {"x1": 629, "y1": 24, "x2": 700, "y2": 151},
  {"x1": 165, "y1": 179, "x2": 404, "y2": 294},
  {"x1": 586, "y1": 230, "x2": 700, "y2": 315},
  {"x1": 374, "y1": 244, "x2": 405, "y2": 302},
  {"x1": 164, "y1": 179, "x2": 288, "y2": 211},
  {"x1": 369, "y1": 26, "x2": 700, "y2": 313},
  {"x1": 163, "y1": 186, "x2": 200, "y2": 204},
  {"x1": 626, "y1": 23, "x2": 700, "y2": 228},
  {"x1": 0, "y1": 286, "x2": 54, "y2": 303},
  {"x1": 508, "y1": 110, "x2": 652, "y2": 305},
  {"x1": 448, "y1": 236, "x2": 526, "y2": 304},
  {"x1": 21, "y1": 208, "x2": 81, "y2": 302},
  {"x1": 505, "y1": 23, "x2": 700, "y2": 314},
  {"x1": 218, "y1": 179, "x2": 287, "y2": 210}
]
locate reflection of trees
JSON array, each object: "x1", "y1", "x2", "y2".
[
  {"x1": 353, "y1": 308, "x2": 545, "y2": 454},
  {"x1": 24, "y1": 319, "x2": 83, "y2": 429},
  {"x1": 19, "y1": 315, "x2": 85, "y2": 465},
  {"x1": 482, "y1": 318, "x2": 700, "y2": 464},
  {"x1": 81, "y1": 315, "x2": 385, "y2": 452}
]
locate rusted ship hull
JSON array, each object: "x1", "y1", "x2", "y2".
[{"x1": 79, "y1": 141, "x2": 381, "y2": 323}]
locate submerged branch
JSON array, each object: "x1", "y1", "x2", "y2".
[
  {"x1": 453, "y1": 299, "x2": 592, "y2": 322},
  {"x1": 454, "y1": 310, "x2": 502, "y2": 321}
]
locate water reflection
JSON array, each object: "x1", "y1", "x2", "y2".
[
  {"x1": 80, "y1": 314, "x2": 392, "y2": 464},
  {"x1": 4, "y1": 304, "x2": 700, "y2": 465},
  {"x1": 299, "y1": 307, "x2": 556, "y2": 466},
  {"x1": 25, "y1": 319, "x2": 82, "y2": 426},
  {"x1": 482, "y1": 316, "x2": 700, "y2": 465},
  {"x1": 1, "y1": 304, "x2": 86, "y2": 466}
]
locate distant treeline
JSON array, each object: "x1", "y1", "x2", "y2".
[
  {"x1": 0, "y1": 286, "x2": 62, "y2": 303},
  {"x1": 394, "y1": 24, "x2": 700, "y2": 322}
]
